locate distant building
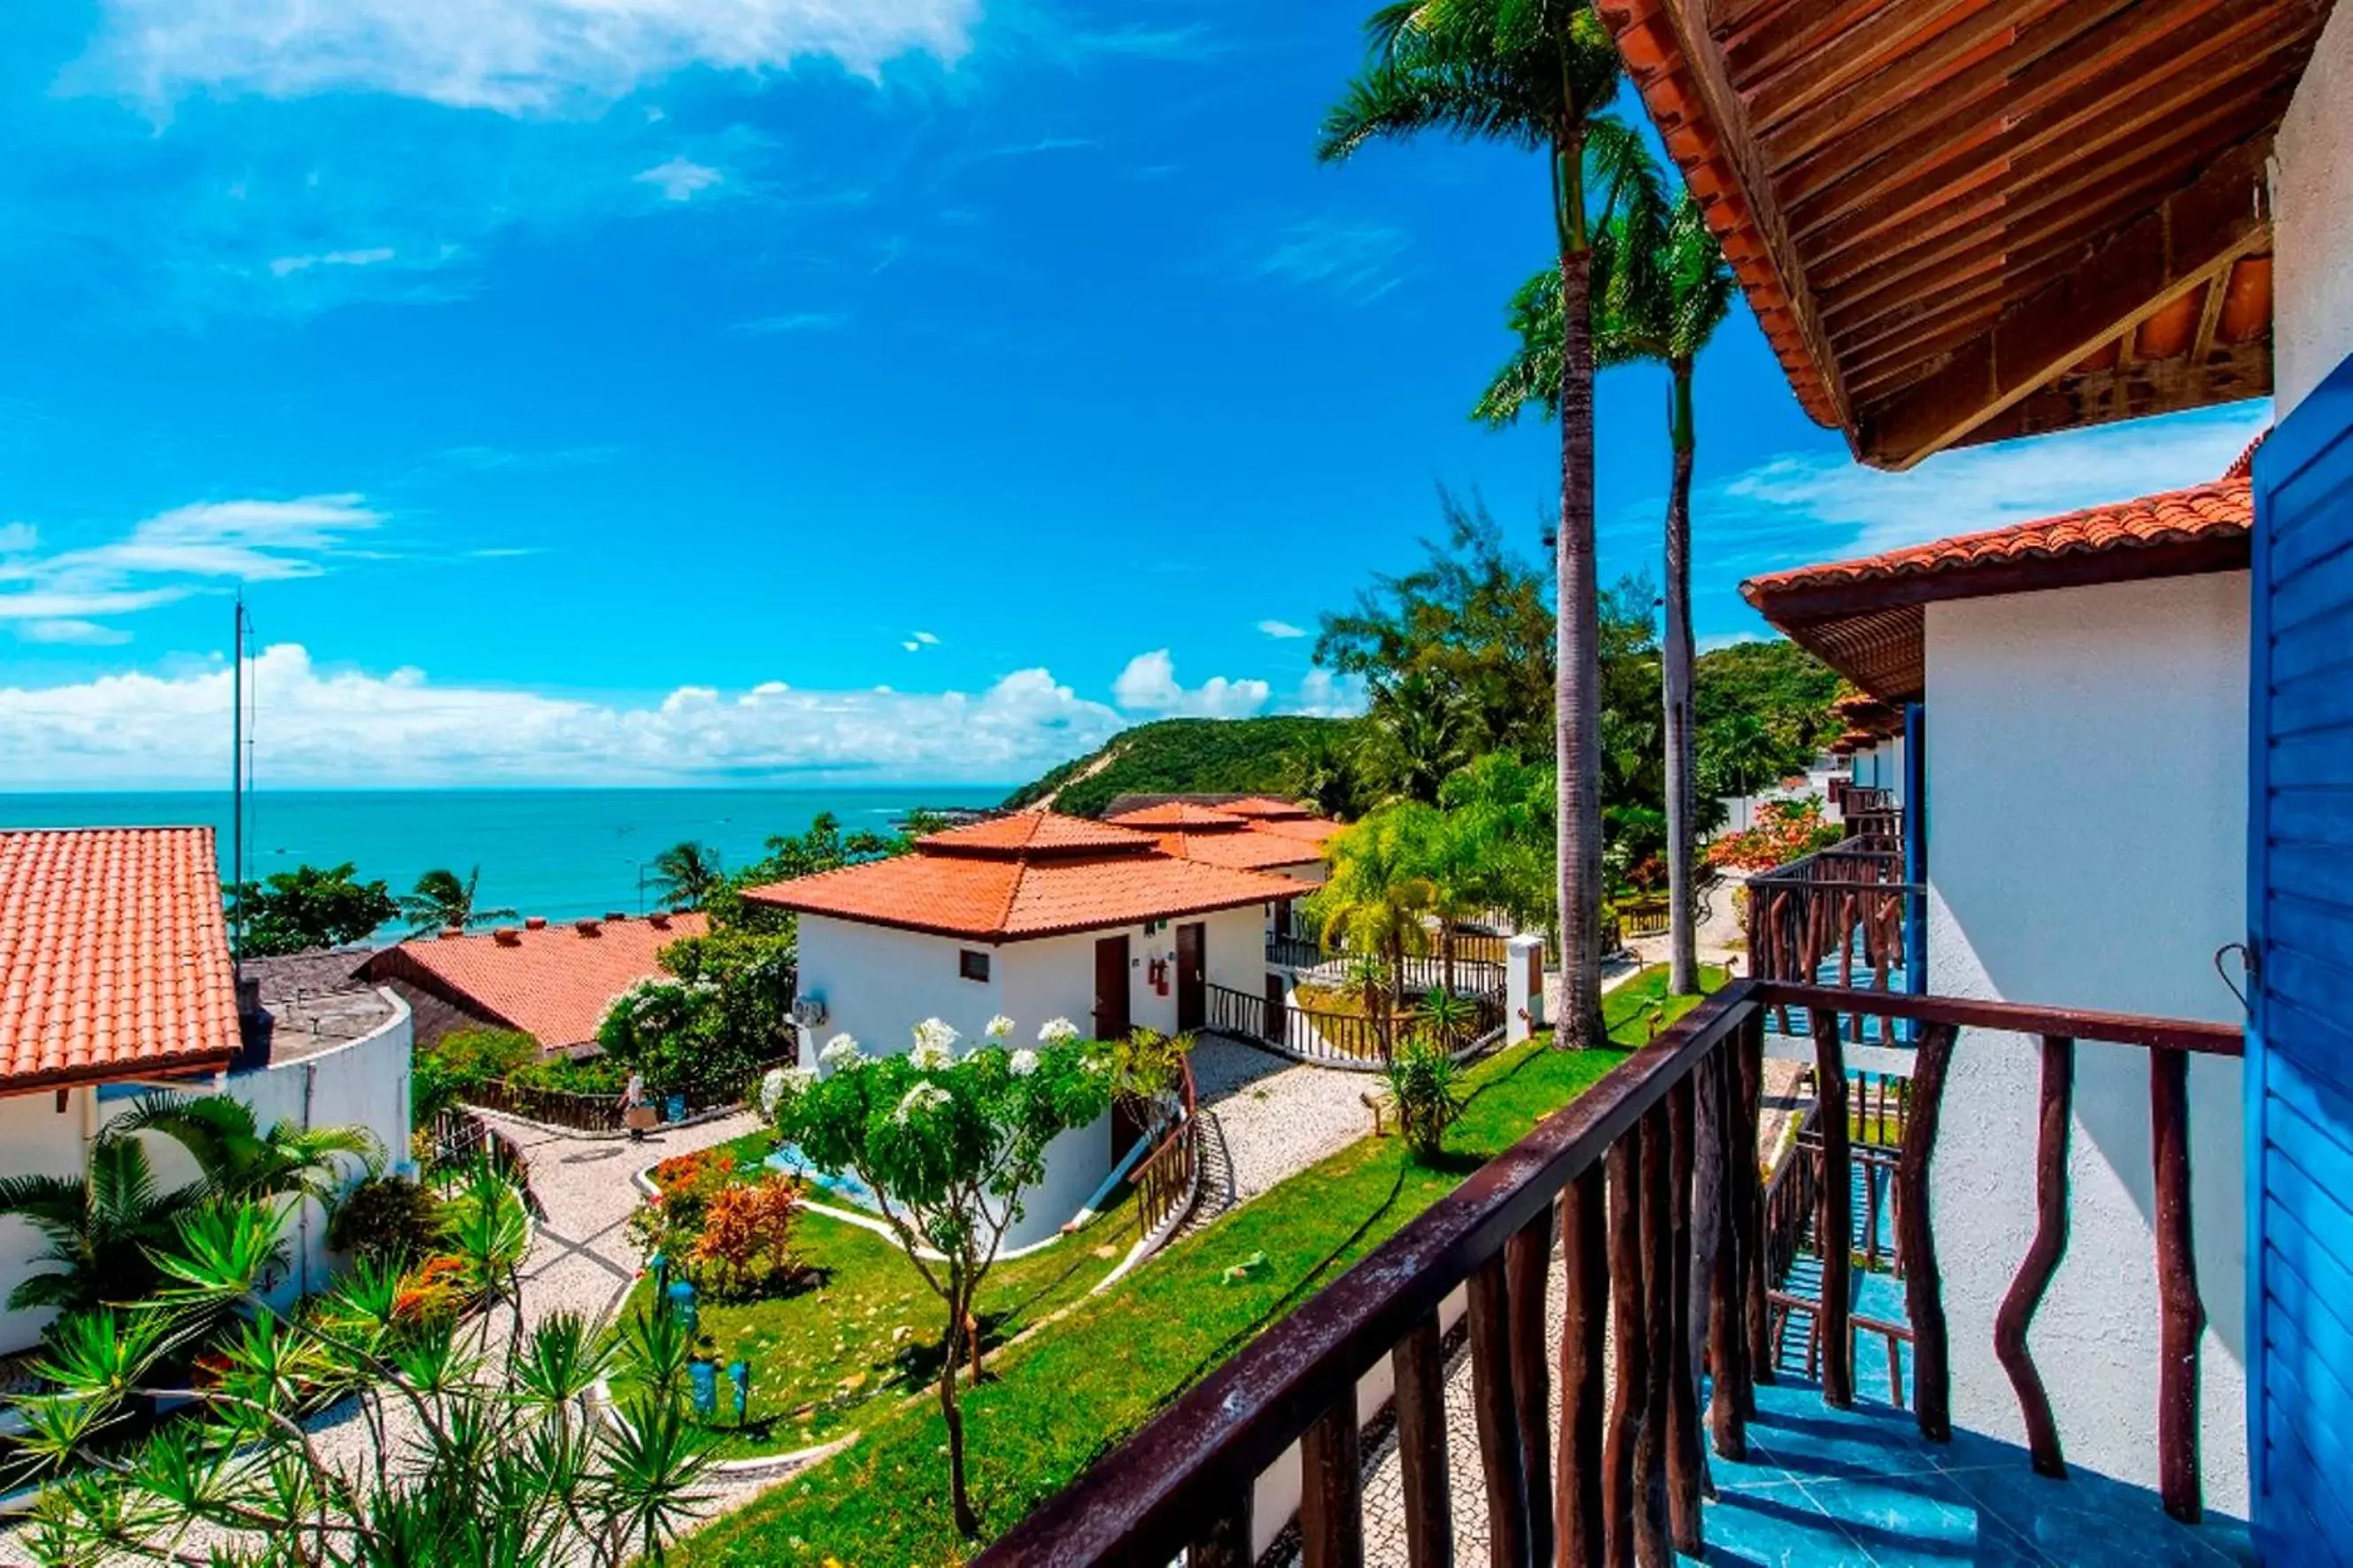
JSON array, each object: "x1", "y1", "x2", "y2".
[
  {"x1": 360, "y1": 910, "x2": 708, "y2": 1056},
  {"x1": 0, "y1": 828, "x2": 411, "y2": 1353}
]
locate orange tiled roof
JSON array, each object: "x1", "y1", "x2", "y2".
[
  {"x1": 745, "y1": 809, "x2": 1299, "y2": 941},
  {"x1": 1216, "y1": 797, "x2": 1312, "y2": 820},
  {"x1": 1244, "y1": 816, "x2": 1343, "y2": 847},
  {"x1": 1149, "y1": 829, "x2": 1325, "y2": 874},
  {"x1": 1742, "y1": 475, "x2": 2252, "y2": 605},
  {"x1": 360, "y1": 911, "x2": 707, "y2": 1050},
  {"x1": 0, "y1": 828, "x2": 242, "y2": 1093},
  {"x1": 917, "y1": 812, "x2": 1159, "y2": 858},
  {"x1": 1105, "y1": 803, "x2": 1250, "y2": 830}
]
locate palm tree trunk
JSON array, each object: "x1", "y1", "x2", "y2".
[
  {"x1": 1554, "y1": 122, "x2": 1606, "y2": 1048},
  {"x1": 1664, "y1": 358, "x2": 1700, "y2": 995}
]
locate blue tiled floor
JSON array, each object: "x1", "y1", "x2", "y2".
[{"x1": 1691, "y1": 1376, "x2": 2256, "y2": 1566}]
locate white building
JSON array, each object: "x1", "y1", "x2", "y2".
[
  {"x1": 0, "y1": 829, "x2": 413, "y2": 1354},
  {"x1": 743, "y1": 808, "x2": 1312, "y2": 1247}
]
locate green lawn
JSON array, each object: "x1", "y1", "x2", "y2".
[{"x1": 671, "y1": 965, "x2": 1719, "y2": 1566}]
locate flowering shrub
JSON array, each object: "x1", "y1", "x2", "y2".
[
  {"x1": 627, "y1": 1147, "x2": 740, "y2": 1268},
  {"x1": 1705, "y1": 795, "x2": 1845, "y2": 873},
  {"x1": 690, "y1": 1176, "x2": 803, "y2": 1301}
]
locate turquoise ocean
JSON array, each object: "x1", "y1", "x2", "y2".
[{"x1": 0, "y1": 788, "x2": 1008, "y2": 925}]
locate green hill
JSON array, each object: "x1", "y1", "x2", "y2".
[{"x1": 1004, "y1": 716, "x2": 1356, "y2": 818}]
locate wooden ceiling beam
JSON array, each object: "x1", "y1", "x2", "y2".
[
  {"x1": 1755, "y1": 0, "x2": 2072, "y2": 158},
  {"x1": 1855, "y1": 137, "x2": 2272, "y2": 467},
  {"x1": 1791, "y1": 0, "x2": 2295, "y2": 246},
  {"x1": 1720, "y1": 0, "x2": 1895, "y2": 89},
  {"x1": 1745, "y1": 0, "x2": 2000, "y2": 133}
]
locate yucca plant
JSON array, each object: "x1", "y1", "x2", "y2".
[
  {"x1": 5, "y1": 1162, "x2": 713, "y2": 1568},
  {"x1": 1383, "y1": 1036, "x2": 1468, "y2": 1160}
]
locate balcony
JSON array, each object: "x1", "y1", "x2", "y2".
[{"x1": 975, "y1": 981, "x2": 2246, "y2": 1568}]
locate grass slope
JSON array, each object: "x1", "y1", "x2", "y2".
[
  {"x1": 674, "y1": 966, "x2": 1719, "y2": 1566},
  {"x1": 1002, "y1": 715, "x2": 1357, "y2": 818}
]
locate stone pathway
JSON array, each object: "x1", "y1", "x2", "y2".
[{"x1": 1188, "y1": 1034, "x2": 1381, "y2": 1225}]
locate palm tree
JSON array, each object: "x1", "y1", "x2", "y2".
[
  {"x1": 1699, "y1": 712, "x2": 1787, "y2": 801},
  {"x1": 113, "y1": 1094, "x2": 383, "y2": 1208},
  {"x1": 1313, "y1": 809, "x2": 1437, "y2": 1054},
  {"x1": 1479, "y1": 178, "x2": 1733, "y2": 996},
  {"x1": 1397, "y1": 801, "x2": 1498, "y2": 993},
  {"x1": 0, "y1": 1134, "x2": 202, "y2": 1312},
  {"x1": 1322, "y1": 0, "x2": 1628, "y2": 1046},
  {"x1": 648, "y1": 840, "x2": 725, "y2": 911},
  {"x1": 1369, "y1": 668, "x2": 1471, "y2": 805},
  {"x1": 398, "y1": 865, "x2": 517, "y2": 936}
]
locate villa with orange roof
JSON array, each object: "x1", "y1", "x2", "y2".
[
  {"x1": 743, "y1": 808, "x2": 1307, "y2": 1247},
  {"x1": 0, "y1": 827, "x2": 414, "y2": 1352}
]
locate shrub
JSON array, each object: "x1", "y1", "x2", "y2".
[
  {"x1": 690, "y1": 1176, "x2": 803, "y2": 1301},
  {"x1": 412, "y1": 1027, "x2": 538, "y2": 1120},
  {"x1": 1383, "y1": 1037, "x2": 1467, "y2": 1161},
  {"x1": 508, "y1": 1054, "x2": 625, "y2": 1095},
  {"x1": 1110, "y1": 1026, "x2": 1188, "y2": 1104},
  {"x1": 1705, "y1": 795, "x2": 1844, "y2": 873},
  {"x1": 327, "y1": 1176, "x2": 448, "y2": 1269}
]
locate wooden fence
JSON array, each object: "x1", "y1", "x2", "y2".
[
  {"x1": 1129, "y1": 1053, "x2": 1203, "y2": 1243},
  {"x1": 461, "y1": 1054, "x2": 796, "y2": 1135},
  {"x1": 1205, "y1": 982, "x2": 1506, "y2": 1067}
]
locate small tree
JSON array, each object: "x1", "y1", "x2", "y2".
[
  {"x1": 764, "y1": 1016, "x2": 1113, "y2": 1537},
  {"x1": 9, "y1": 1164, "x2": 714, "y2": 1567},
  {"x1": 226, "y1": 862, "x2": 398, "y2": 956}
]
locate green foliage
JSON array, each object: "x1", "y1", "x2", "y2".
[
  {"x1": 1694, "y1": 640, "x2": 1843, "y2": 789},
  {"x1": 1002, "y1": 715, "x2": 1355, "y2": 818},
  {"x1": 412, "y1": 1027, "x2": 539, "y2": 1122},
  {"x1": 1108, "y1": 1028, "x2": 1188, "y2": 1104},
  {"x1": 12, "y1": 1166, "x2": 712, "y2": 1568},
  {"x1": 1382, "y1": 1038, "x2": 1467, "y2": 1160},
  {"x1": 650, "y1": 840, "x2": 726, "y2": 911},
  {"x1": 327, "y1": 1175, "x2": 449, "y2": 1270},
  {"x1": 226, "y1": 861, "x2": 398, "y2": 956},
  {"x1": 508, "y1": 1053, "x2": 627, "y2": 1095},
  {"x1": 598, "y1": 931, "x2": 795, "y2": 1104},
  {"x1": 767, "y1": 1017, "x2": 1115, "y2": 1533},
  {"x1": 396, "y1": 865, "x2": 515, "y2": 937}
]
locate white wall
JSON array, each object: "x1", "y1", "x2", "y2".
[
  {"x1": 2273, "y1": 1, "x2": 2353, "y2": 414},
  {"x1": 0, "y1": 1087, "x2": 103, "y2": 1354},
  {"x1": 1923, "y1": 573, "x2": 2249, "y2": 1512}
]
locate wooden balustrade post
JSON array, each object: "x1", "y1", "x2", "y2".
[
  {"x1": 1738, "y1": 1008, "x2": 1772, "y2": 1399},
  {"x1": 1190, "y1": 1481, "x2": 1255, "y2": 1568},
  {"x1": 1559, "y1": 1164, "x2": 1607, "y2": 1568},
  {"x1": 1705, "y1": 1048, "x2": 1749, "y2": 1461},
  {"x1": 1394, "y1": 1312, "x2": 1455, "y2": 1565},
  {"x1": 1811, "y1": 1008, "x2": 1854, "y2": 1410},
  {"x1": 1505, "y1": 1212, "x2": 1555, "y2": 1568},
  {"x1": 1995, "y1": 1034, "x2": 2073, "y2": 1479},
  {"x1": 1634, "y1": 1104, "x2": 1675, "y2": 1568},
  {"x1": 2150, "y1": 1048, "x2": 2206, "y2": 1523},
  {"x1": 1900, "y1": 1022, "x2": 1956, "y2": 1441},
  {"x1": 1468, "y1": 1252, "x2": 1533, "y2": 1568},
  {"x1": 1301, "y1": 1396, "x2": 1365, "y2": 1568},
  {"x1": 1664, "y1": 1078, "x2": 1704, "y2": 1556},
  {"x1": 1603, "y1": 1135, "x2": 1645, "y2": 1568}
]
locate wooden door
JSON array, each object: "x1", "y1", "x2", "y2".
[
  {"x1": 1176, "y1": 923, "x2": 1207, "y2": 1032},
  {"x1": 2250, "y1": 351, "x2": 2353, "y2": 1552},
  {"x1": 1093, "y1": 935, "x2": 1130, "y2": 1042}
]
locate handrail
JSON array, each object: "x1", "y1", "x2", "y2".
[
  {"x1": 1130, "y1": 1053, "x2": 1203, "y2": 1242},
  {"x1": 976, "y1": 977, "x2": 2241, "y2": 1564}
]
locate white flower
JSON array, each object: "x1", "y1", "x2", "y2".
[
  {"x1": 913, "y1": 1017, "x2": 961, "y2": 1057},
  {"x1": 785, "y1": 1066, "x2": 817, "y2": 1092},
  {"x1": 1038, "y1": 1017, "x2": 1080, "y2": 1046},
  {"x1": 1008, "y1": 1049, "x2": 1039, "y2": 1078},
  {"x1": 909, "y1": 1038, "x2": 954, "y2": 1072},
  {"x1": 892, "y1": 1082, "x2": 952, "y2": 1124},
  {"x1": 819, "y1": 1033, "x2": 863, "y2": 1070},
  {"x1": 759, "y1": 1069, "x2": 788, "y2": 1115},
  {"x1": 985, "y1": 1015, "x2": 1016, "y2": 1040}
]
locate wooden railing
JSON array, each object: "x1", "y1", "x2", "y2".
[
  {"x1": 461, "y1": 1054, "x2": 793, "y2": 1134},
  {"x1": 975, "y1": 979, "x2": 2241, "y2": 1566},
  {"x1": 1205, "y1": 983, "x2": 1507, "y2": 1068},
  {"x1": 1746, "y1": 844, "x2": 1919, "y2": 1019},
  {"x1": 1130, "y1": 1054, "x2": 1203, "y2": 1243}
]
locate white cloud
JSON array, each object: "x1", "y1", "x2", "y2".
[
  {"x1": 18, "y1": 619, "x2": 133, "y2": 646},
  {"x1": 1288, "y1": 667, "x2": 1366, "y2": 718},
  {"x1": 1258, "y1": 619, "x2": 1306, "y2": 639},
  {"x1": 731, "y1": 312, "x2": 849, "y2": 335},
  {"x1": 911, "y1": 630, "x2": 939, "y2": 645},
  {"x1": 1111, "y1": 650, "x2": 1270, "y2": 719},
  {"x1": 0, "y1": 523, "x2": 40, "y2": 554},
  {"x1": 269, "y1": 246, "x2": 398, "y2": 277},
  {"x1": 0, "y1": 644, "x2": 1126, "y2": 788},
  {"x1": 1252, "y1": 219, "x2": 1412, "y2": 306},
  {"x1": 87, "y1": 0, "x2": 980, "y2": 112},
  {"x1": 1711, "y1": 403, "x2": 2270, "y2": 568},
  {"x1": 634, "y1": 157, "x2": 722, "y2": 202},
  {"x1": 1, "y1": 495, "x2": 383, "y2": 638}
]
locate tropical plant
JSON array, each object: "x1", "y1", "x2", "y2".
[
  {"x1": 8, "y1": 1164, "x2": 714, "y2": 1568},
  {"x1": 112, "y1": 1093, "x2": 383, "y2": 1208},
  {"x1": 1705, "y1": 795, "x2": 1842, "y2": 873},
  {"x1": 1283, "y1": 727, "x2": 1374, "y2": 823},
  {"x1": 0, "y1": 1132, "x2": 202, "y2": 1314},
  {"x1": 1312, "y1": 810, "x2": 1437, "y2": 1054},
  {"x1": 688, "y1": 1177, "x2": 803, "y2": 1302},
  {"x1": 1437, "y1": 751, "x2": 1558, "y2": 936},
  {"x1": 598, "y1": 963, "x2": 786, "y2": 1109},
  {"x1": 1365, "y1": 668, "x2": 1472, "y2": 805},
  {"x1": 226, "y1": 861, "x2": 399, "y2": 957},
  {"x1": 397, "y1": 865, "x2": 517, "y2": 936},
  {"x1": 648, "y1": 840, "x2": 726, "y2": 911},
  {"x1": 1418, "y1": 986, "x2": 1479, "y2": 1050},
  {"x1": 764, "y1": 1016, "x2": 1114, "y2": 1536},
  {"x1": 1109, "y1": 1026, "x2": 1188, "y2": 1105},
  {"x1": 1481, "y1": 166, "x2": 1735, "y2": 994},
  {"x1": 1383, "y1": 1036, "x2": 1467, "y2": 1159},
  {"x1": 326, "y1": 1174, "x2": 449, "y2": 1270},
  {"x1": 1697, "y1": 710, "x2": 1794, "y2": 801},
  {"x1": 1322, "y1": 0, "x2": 1630, "y2": 1046},
  {"x1": 412, "y1": 1027, "x2": 540, "y2": 1122}
]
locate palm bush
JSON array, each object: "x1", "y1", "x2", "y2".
[
  {"x1": 1383, "y1": 1037, "x2": 1468, "y2": 1160},
  {"x1": 8, "y1": 1163, "x2": 714, "y2": 1568}
]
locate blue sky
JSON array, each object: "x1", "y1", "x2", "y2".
[{"x1": 0, "y1": 0, "x2": 2271, "y2": 789}]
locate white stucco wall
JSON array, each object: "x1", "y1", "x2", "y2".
[
  {"x1": 1923, "y1": 573, "x2": 2249, "y2": 1512},
  {"x1": 0, "y1": 1087, "x2": 104, "y2": 1353},
  {"x1": 793, "y1": 903, "x2": 1273, "y2": 1248},
  {"x1": 2273, "y1": 0, "x2": 2353, "y2": 414}
]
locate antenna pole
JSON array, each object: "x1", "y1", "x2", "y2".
[{"x1": 231, "y1": 594, "x2": 244, "y2": 967}]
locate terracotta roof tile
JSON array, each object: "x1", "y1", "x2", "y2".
[
  {"x1": 0, "y1": 828, "x2": 242, "y2": 1092},
  {"x1": 1244, "y1": 817, "x2": 1343, "y2": 847},
  {"x1": 918, "y1": 811, "x2": 1159, "y2": 858},
  {"x1": 360, "y1": 911, "x2": 706, "y2": 1050},
  {"x1": 1742, "y1": 475, "x2": 2252, "y2": 605},
  {"x1": 1105, "y1": 803, "x2": 1251, "y2": 830},
  {"x1": 744, "y1": 808, "x2": 1298, "y2": 940},
  {"x1": 1148, "y1": 829, "x2": 1325, "y2": 873},
  {"x1": 1215, "y1": 797, "x2": 1313, "y2": 820}
]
